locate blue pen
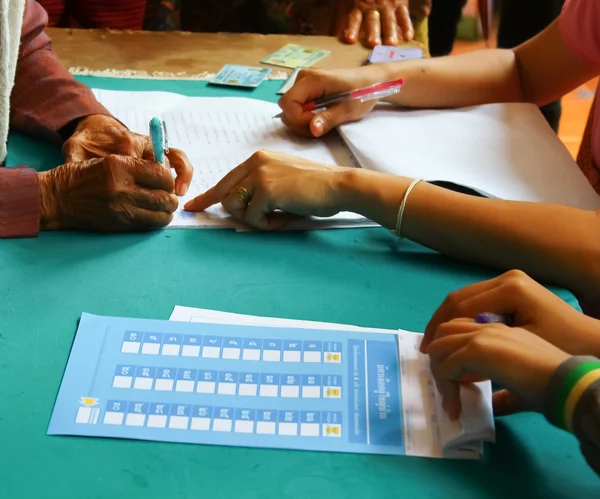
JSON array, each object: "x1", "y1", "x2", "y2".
[
  {"x1": 474, "y1": 312, "x2": 514, "y2": 326},
  {"x1": 149, "y1": 117, "x2": 169, "y2": 164}
]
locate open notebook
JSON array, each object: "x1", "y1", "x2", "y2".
[
  {"x1": 170, "y1": 306, "x2": 496, "y2": 459},
  {"x1": 93, "y1": 90, "x2": 600, "y2": 230}
]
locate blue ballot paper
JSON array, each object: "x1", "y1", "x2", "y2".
[{"x1": 48, "y1": 313, "x2": 494, "y2": 458}]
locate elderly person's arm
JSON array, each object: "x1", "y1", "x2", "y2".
[
  {"x1": 10, "y1": 0, "x2": 111, "y2": 142},
  {"x1": 1, "y1": 0, "x2": 111, "y2": 238},
  {"x1": 1, "y1": 0, "x2": 193, "y2": 238}
]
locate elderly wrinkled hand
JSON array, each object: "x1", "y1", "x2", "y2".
[
  {"x1": 38, "y1": 155, "x2": 179, "y2": 232},
  {"x1": 63, "y1": 115, "x2": 193, "y2": 196}
]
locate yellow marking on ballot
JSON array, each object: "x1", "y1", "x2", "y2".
[
  {"x1": 80, "y1": 397, "x2": 98, "y2": 406},
  {"x1": 325, "y1": 426, "x2": 340, "y2": 435},
  {"x1": 326, "y1": 353, "x2": 340, "y2": 361},
  {"x1": 326, "y1": 388, "x2": 341, "y2": 397}
]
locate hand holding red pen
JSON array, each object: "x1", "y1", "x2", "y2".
[
  {"x1": 278, "y1": 68, "x2": 397, "y2": 138},
  {"x1": 299, "y1": 77, "x2": 403, "y2": 112}
]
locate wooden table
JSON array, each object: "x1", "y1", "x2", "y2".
[{"x1": 46, "y1": 28, "x2": 425, "y2": 76}]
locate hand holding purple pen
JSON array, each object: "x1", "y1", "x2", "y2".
[
  {"x1": 421, "y1": 270, "x2": 599, "y2": 356},
  {"x1": 475, "y1": 312, "x2": 515, "y2": 327}
]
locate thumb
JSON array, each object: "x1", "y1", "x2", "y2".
[
  {"x1": 310, "y1": 105, "x2": 352, "y2": 137},
  {"x1": 492, "y1": 389, "x2": 529, "y2": 416}
]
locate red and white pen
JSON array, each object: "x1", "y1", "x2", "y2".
[{"x1": 273, "y1": 77, "x2": 404, "y2": 119}]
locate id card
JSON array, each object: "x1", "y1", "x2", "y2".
[
  {"x1": 277, "y1": 67, "x2": 304, "y2": 95},
  {"x1": 211, "y1": 65, "x2": 272, "y2": 88},
  {"x1": 262, "y1": 44, "x2": 330, "y2": 69},
  {"x1": 368, "y1": 46, "x2": 423, "y2": 64}
]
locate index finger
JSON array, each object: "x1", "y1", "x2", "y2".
[
  {"x1": 422, "y1": 277, "x2": 501, "y2": 353},
  {"x1": 183, "y1": 152, "x2": 257, "y2": 212},
  {"x1": 432, "y1": 319, "x2": 500, "y2": 343}
]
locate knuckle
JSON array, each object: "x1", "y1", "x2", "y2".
[
  {"x1": 111, "y1": 201, "x2": 134, "y2": 223},
  {"x1": 167, "y1": 194, "x2": 179, "y2": 212},
  {"x1": 297, "y1": 69, "x2": 314, "y2": 80},
  {"x1": 468, "y1": 326, "x2": 505, "y2": 353},
  {"x1": 221, "y1": 197, "x2": 235, "y2": 213},
  {"x1": 435, "y1": 321, "x2": 454, "y2": 337},
  {"x1": 101, "y1": 160, "x2": 121, "y2": 193},
  {"x1": 104, "y1": 154, "x2": 121, "y2": 169},
  {"x1": 467, "y1": 332, "x2": 490, "y2": 354},
  {"x1": 443, "y1": 290, "x2": 462, "y2": 314},
  {"x1": 156, "y1": 213, "x2": 174, "y2": 227},
  {"x1": 503, "y1": 269, "x2": 528, "y2": 281},
  {"x1": 453, "y1": 300, "x2": 470, "y2": 317},
  {"x1": 254, "y1": 166, "x2": 274, "y2": 190},
  {"x1": 502, "y1": 270, "x2": 531, "y2": 295},
  {"x1": 251, "y1": 149, "x2": 271, "y2": 164},
  {"x1": 260, "y1": 183, "x2": 275, "y2": 200},
  {"x1": 115, "y1": 190, "x2": 132, "y2": 204},
  {"x1": 163, "y1": 171, "x2": 176, "y2": 190}
]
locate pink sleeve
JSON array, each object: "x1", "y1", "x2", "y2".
[{"x1": 559, "y1": 0, "x2": 600, "y2": 67}]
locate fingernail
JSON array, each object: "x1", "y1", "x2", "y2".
[
  {"x1": 313, "y1": 118, "x2": 324, "y2": 135},
  {"x1": 179, "y1": 183, "x2": 189, "y2": 195}
]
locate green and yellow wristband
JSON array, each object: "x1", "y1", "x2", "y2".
[{"x1": 549, "y1": 358, "x2": 600, "y2": 432}]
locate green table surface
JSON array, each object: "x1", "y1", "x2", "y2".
[{"x1": 1, "y1": 79, "x2": 598, "y2": 498}]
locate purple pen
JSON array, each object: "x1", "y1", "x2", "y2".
[{"x1": 474, "y1": 312, "x2": 514, "y2": 326}]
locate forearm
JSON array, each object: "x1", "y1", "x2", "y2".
[
  {"x1": 374, "y1": 20, "x2": 599, "y2": 110},
  {"x1": 339, "y1": 170, "x2": 600, "y2": 299},
  {"x1": 367, "y1": 49, "x2": 524, "y2": 109}
]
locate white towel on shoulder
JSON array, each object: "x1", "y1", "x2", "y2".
[{"x1": 0, "y1": 0, "x2": 26, "y2": 163}]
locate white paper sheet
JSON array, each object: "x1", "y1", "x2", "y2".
[
  {"x1": 169, "y1": 305, "x2": 494, "y2": 458},
  {"x1": 93, "y1": 90, "x2": 375, "y2": 230},
  {"x1": 339, "y1": 103, "x2": 600, "y2": 209}
]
